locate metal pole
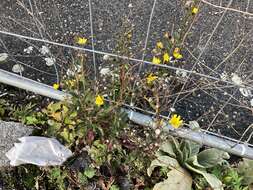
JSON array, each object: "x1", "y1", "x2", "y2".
[
  {"x1": 0, "y1": 69, "x2": 68, "y2": 101},
  {"x1": 124, "y1": 109, "x2": 253, "y2": 159},
  {"x1": 1, "y1": 68, "x2": 253, "y2": 159}
]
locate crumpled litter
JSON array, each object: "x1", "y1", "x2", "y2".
[{"x1": 5, "y1": 136, "x2": 72, "y2": 166}]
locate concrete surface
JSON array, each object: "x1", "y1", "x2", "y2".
[{"x1": 0, "y1": 121, "x2": 33, "y2": 167}]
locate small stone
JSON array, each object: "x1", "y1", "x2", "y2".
[
  {"x1": 103, "y1": 54, "x2": 110, "y2": 61},
  {"x1": 0, "y1": 53, "x2": 8, "y2": 62},
  {"x1": 24, "y1": 46, "x2": 34, "y2": 54},
  {"x1": 176, "y1": 69, "x2": 187, "y2": 78},
  {"x1": 220, "y1": 72, "x2": 228, "y2": 81},
  {"x1": 12, "y1": 64, "x2": 24, "y2": 73},
  {"x1": 66, "y1": 69, "x2": 75, "y2": 76},
  {"x1": 231, "y1": 73, "x2": 243, "y2": 85},
  {"x1": 100, "y1": 68, "x2": 111, "y2": 76},
  {"x1": 170, "y1": 107, "x2": 176, "y2": 112},
  {"x1": 40, "y1": 46, "x2": 50, "y2": 55},
  {"x1": 239, "y1": 87, "x2": 252, "y2": 97},
  {"x1": 155, "y1": 129, "x2": 161, "y2": 136},
  {"x1": 44, "y1": 57, "x2": 56, "y2": 66},
  {"x1": 128, "y1": 3, "x2": 133, "y2": 8}
]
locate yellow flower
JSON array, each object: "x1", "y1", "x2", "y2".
[
  {"x1": 76, "y1": 37, "x2": 88, "y2": 45},
  {"x1": 169, "y1": 114, "x2": 183, "y2": 129},
  {"x1": 95, "y1": 95, "x2": 104, "y2": 106},
  {"x1": 53, "y1": 83, "x2": 60, "y2": 90},
  {"x1": 156, "y1": 42, "x2": 164, "y2": 49},
  {"x1": 163, "y1": 53, "x2": 170, "y2": 63},
  {"x1": 152, "y1": 56, "x2": 161, "y2": 64},
  {"x1": 66, "y1": 79, "x2": 76, "y2": 87},
  {"x1": 173, "y1": 48, "x2": 183, "y2": 59},
  {"x1": 146, "y1": 73, "x2": 158, "y2": 84},
  {"x1": 192, "y1": 7, "x2": 199, "y2": 15}
]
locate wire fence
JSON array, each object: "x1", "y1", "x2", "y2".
[{"x1": 0, "y1": 0, "x2": 253, "y2": 148}]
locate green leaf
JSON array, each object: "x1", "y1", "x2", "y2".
[
  {"x1": 110, "y1": 185, "x2": 120, "y2": 190},
  {"x1": 0, "y1": 106, "x2": 5, "y2": 117},
  {"x1": 211, "y1": 166, "x2": 224, "y2": 179},
  {"x1": 197, "y1": 148, "x2": 230, "y2": 168},
  {"x1": 159, "y1": 141, "x2": 176, "y2": 158},
  {"x1": 78, "y1": 172, "x2": 88, "y2": 185},
  {"x1": 25, "y1": 116, "x2": 38, "y2": 125},
  {"x1": 89, "y1": 140, "x2": 107, "y2": 166},
  {"x1": 69, "y1": 111, "x2": 78, "y2": 118},
  {"x1": 84, "y1": 167, "x2": 96, "y2": 179},
  {"x1": 47, "y1": 102, "x2": 62, "y2": 113},
  {"x1": 180, "y1": 140, "x2": 191, "y2": 163},
  {"x1": 170, "y1": 137, "x2": 184, "y2": 164},
  {"x1": 188, "y1": 121, "x2": 200, "y2": 131},
  {"x1": 153, "y1": 167, "x2": 192, "y2": 190},
  {"x1": 188, "y1": 141, "x2": 201, "y2": 158},
  {"x1": 189, "y1": 155, "x2": 206, "y2": 169},
  {"x1": 182, "y1": 140, "x2": 201, "y2": 163},
  {"x1": 60, "y1": 128, "x2": 74, "y2": 144},
  {"x1": 147, "y1": 156, "x2": 179, "y2": 176},
  {"x1": 185, "y1": 163, "x2": 223, "y2": 190},
  {"x1": 238, "y1": 158, "x2": 253, "y2": 185},
  {"x1": 46, "y1": 120, "x2": 62, "y2": 136},
  {"x1": 202, "y1": 172, "x2": 224, "y2": 190},
  {"x1": 50, "y1": 168, "x2": 61, "y2": 179}
]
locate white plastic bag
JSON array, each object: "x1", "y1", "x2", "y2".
[{"x1": 5, "y1": 136, "x2": 72, "y2": 166}]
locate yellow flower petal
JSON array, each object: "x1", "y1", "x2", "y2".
[
  {"x1": 152, "y1": 56, "x2": 161, "y2": 64},
  {"x1": 76, "y1": 37, "x2": 88, "y2": 45},
  {"x1": 53, "y1": 83, "x2": 60, "y2": 90},
  {"x1": 146, "y1": 73, "x2": 158, "y2": 84},
  {"x1": 174, "y1": 47, "x2": 180, "y2": 53},
  {"x1": 156, "y1": 42, "x2": 164, "y2": 49},
  {"x1": 163, "y1": 53, "x2": 170, "y2": 63},
  {"x1": 95, "y1": 95, "x2": 104, "y2": 106},
  {"x1": 173, "y1": 52, "x2": 183, "y2": 59},
  {"x1": 169, "y1": 114, "x2": 183, "y2": 129},
  {"x1": 192, "y1": 7, "x2": 199, "y2": 14},
  {"x1": 173, "y1": 48, "x2": 183, "y2": 59}
]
